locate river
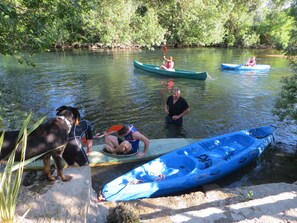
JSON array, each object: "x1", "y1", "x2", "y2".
[{"x1": 0, "y1": 47, "x2": 296, "y2": 194}]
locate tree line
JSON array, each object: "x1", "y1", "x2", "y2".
[{"x1": 0, "y1": 0, "x2": 295, "y2": 52}]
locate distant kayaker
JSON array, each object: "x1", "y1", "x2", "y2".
[
  {"x1": 165, "y1": 88, "x2": 189, "y2": 126},
  {"x1": 96, "y1": 124, "x2": 150, "y2": 157},
  {"x1": 160, "y1": 56, "x2": 175, "y2": 71},
  {"x1": 244, "y1": 56, "x2": 256, "y2": 66}
]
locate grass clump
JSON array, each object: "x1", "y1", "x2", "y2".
[{"x1": 0, "y1": 114, "x2": 45, "y2": 222}]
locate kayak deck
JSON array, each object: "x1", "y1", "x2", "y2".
[{"x1": 23, "y1": 138, "x2": 199, "y2": 169}]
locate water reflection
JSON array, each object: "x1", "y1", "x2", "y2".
[{"x1": 163, "y1": 124, "x2": 187, "y2": 138}]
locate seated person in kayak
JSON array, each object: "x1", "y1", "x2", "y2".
[
  {"x1": 160, "y1": 56, "x2": 175, "y2": 71},
  {"x1": 96, "y1": 124, "x2": 150, "y2": 157},
  {"x1": 244, "y1": 56, "x2": 256, "y2": 66}
]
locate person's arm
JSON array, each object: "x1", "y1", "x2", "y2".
[
  {"x1": 95, "y1": 130, "x2": 116, "y2": 138},
  {"x1": 178, "y1": 107, "x2": 190, "y2": 119},
  {"x1": 244, "y1": 58, "x2": 250, "y2": 66},
  {"x1": 172, "y1": 107, "x2": 190, "y2": 120},
  {"x1": 133, "y1": 132, "x2": 150, "y2": 157},
  {"x1": 165, "y1": 103, "x2": 169, "y2": 114},
  {"x1": 86, "y1": 139, "x2": 93, "y2": 154},
  {"x1": 252, "y1": 59, "x2": 256, "y2": 66}
]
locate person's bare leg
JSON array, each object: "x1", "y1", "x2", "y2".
[
  {"x1": 113, "y1": 141, "x2": 132, "y2": 154},
  {"x1": 105, "y1": 135, "x2": 119, "y2": 153}
]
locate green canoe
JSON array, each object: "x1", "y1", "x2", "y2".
[
  {"x1": 24, "y1": 138, "x2": 199, "y2": 169},
  {"x1": 134, "y1": 60, "x2": 208, "y2": 80}
]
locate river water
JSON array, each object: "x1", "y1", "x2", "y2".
[{"x1": 0, "y1": 48, "x2": 296, "y2": 193}]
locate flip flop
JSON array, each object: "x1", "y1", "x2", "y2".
[{"x1": 102, "y1": 147, "x2": 112, "y2": 154}]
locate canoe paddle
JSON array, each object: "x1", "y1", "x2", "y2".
[
  {"x1": 235, "y1": 57, "x2": 255, "y2": 69},
  {"x1": 163, "y1": 45, "x2": 167, "y2": 56},
  {"x1": 106, "y1": 125, "x2": 124, "y2": 133},
  {"x1": 235, "y1": 60, "x2": 249, "y2": 69},
  {"x1": 235, "y1": 64, "x2": 244, "y2": 69},
  {"x1": 82, "y1": 125, "x2": 124, "y2": 145}
]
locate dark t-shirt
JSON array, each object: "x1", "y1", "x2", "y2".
[
  {"x1": 166, "y1": 95, "x2": 189, "y2": 116},
  {"x1": 63, "y1": 120, "x2": 93, "y2": 166},
  {"x1": 68, "y1": 120, "x2": 93, "y2": 141}
]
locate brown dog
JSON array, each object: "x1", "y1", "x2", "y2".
[{"x1": 0, "y1": 106, "x2": 80, "y2": 182}]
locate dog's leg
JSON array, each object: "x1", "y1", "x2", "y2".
[
  {"x1": 43, "y1": 153, "x2": 56, "y2": 181},
  {"x1": 52, "y1": 145, "x2": 72, "y2": 181}
]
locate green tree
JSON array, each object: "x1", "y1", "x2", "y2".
[
  {"x1": 158, "y1": 0, "x2": 232, "y2": 46},
  {"x1": 224, "y1": 0, "x2": 264, "y2": 47},
  {"x1": 130, "y1": 5, "x2": 166, "y2": 47},
  {"x1": 0, "y1": 0, "x2": 89, "y2": 64},
  {"x1": 273, "y1": 0, "x2": 297, "y2": 122},
  {"x1": 82, "y1": 0, "x2": 165, "y2": 47},
  {"x1": 84, "y1": 0, "x2": 134, "y2": 46},
  {"x1": 255, "y1": 0, "x2": 294, "y2": 49},
  {"x1": 0, "y1": 1, "x2": 51, "y2": 65}
]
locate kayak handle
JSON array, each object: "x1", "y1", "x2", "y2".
[{"x1": 239, "y1": 157, "x2": 247, "y2": 163}]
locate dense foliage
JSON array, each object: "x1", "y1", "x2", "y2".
[
  {"x1": 273, "y1": 0, "x2": 297, "y2": 122},
  {"x1": 0, "y1": 1, "x2": 295, "y2": 55}
]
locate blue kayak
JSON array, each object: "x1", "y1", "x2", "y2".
[
  {"x1": 221, "y1": 63, "x2": 271, "y2": 71},
  {"x1": 134, "y1": 60, "x2": 208, "y2": 80},
  {"x1": 101, "y1": 126, "x2": 275, "y2": 201}
]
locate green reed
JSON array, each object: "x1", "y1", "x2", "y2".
[{"x1": 0, "y1": 114, "x2": 45, "y2": 223}]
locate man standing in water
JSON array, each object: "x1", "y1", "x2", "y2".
[{"x1": 165, "y1": 88, "x2": 190, "y2": 126}]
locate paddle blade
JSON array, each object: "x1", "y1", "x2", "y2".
[
  {"x1": 106, "y1": 125, "x2": 124, "y2": 133},
  {"x1": 235, "y1": 64, "x2": 244, "y2": 69},
  {"x1": 163, "y1": 45, "x2": 167, "y2": 56}
]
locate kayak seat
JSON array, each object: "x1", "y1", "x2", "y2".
[
  {"x1": 176, "y1": 144, "x2": 204, "y2": 157},
  {"x1": 160, "y1": 156, "x2": 196, "y2": 179},
  {"x1": 196, "y1": 154, "x2": 212, "y2": 169},
  {"x1": 248, "y1": 127, "x2": 275, "y2": 139},
  {"x1": 209, "y1": 146, "x2": 235, "y2": 161}
]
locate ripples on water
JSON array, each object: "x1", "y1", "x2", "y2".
[{"x1": 0, "y1": 48, "x2": 296, "y2": 189}]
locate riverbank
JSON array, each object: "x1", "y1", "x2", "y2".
[
  {"x1": 16, "y1": 166, "x2": 297, "y2": 223},
  {"x1": 53, "y1": 42, "x2": 275, "y2": 51},
  {"x1": 101, "y1": 182, "x2": 297, "y2": 223}
]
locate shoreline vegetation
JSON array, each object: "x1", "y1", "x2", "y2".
[
  {"x1": 54, "y1": 42, "x2": 275, "y2": 51},
  {"x1": 52, "y1": 43, "x2": 288, "y2": 59}
]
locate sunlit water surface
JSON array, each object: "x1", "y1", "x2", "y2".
[{"x1": 0, "y1": 48, "x2": 296, "y2": 194}]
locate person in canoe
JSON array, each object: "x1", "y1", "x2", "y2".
[
  {"x1": 244, "y1": 56, "x2": 256, "y2": 66},
  {"x1": 160, "y1": 56, "x2": 175, "y2": 71},
  {"x1": 96, "y1": 124, "x2": 150, "y2": 157},
  {"x1": 165, "y1": 88, "x2": 190, "y2": 126}
]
